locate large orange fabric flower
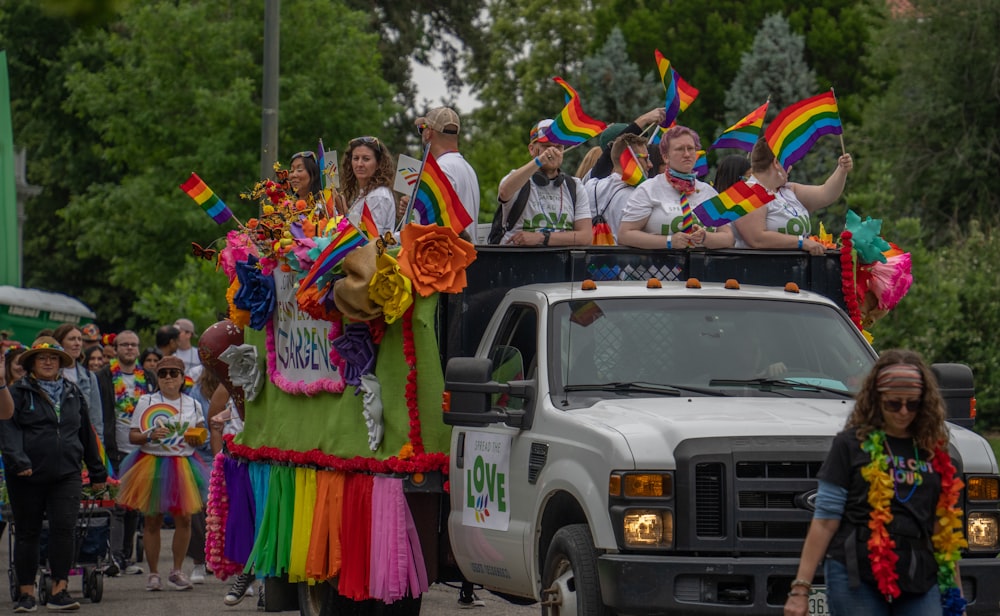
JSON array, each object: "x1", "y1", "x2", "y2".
[{"x1": 397, "y1": 223, "x2": 477, "y2": 297}]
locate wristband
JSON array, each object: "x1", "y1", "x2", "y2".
[
  {"x1": 534, "y1": 156, "x2": 543, "y2": 168},
  {"x1": 0, "y1": 383, "x2": 6, "y2": 390},
  {"x1": 798, "y1": 237, "x2": 804, "y2": 250},
  {"x1": 790, "y1": 579, "x2": 812, "y2": 590},
  {"x1": 788, "y1": 591, "x2": 809, "y2": 598},
  {"x1": 666, "y1": 235, "x2": 672, "y2": 250},
  {"x1": 541, "y1": 230, "x2": 551, "y2": 246}
]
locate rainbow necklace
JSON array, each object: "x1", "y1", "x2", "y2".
[
  {"x1": 860, "y1": 430, "x2": 967, "y2": 614},
  {"x1": 110, "y1": 358, "x2": 147, "y2": 418}
]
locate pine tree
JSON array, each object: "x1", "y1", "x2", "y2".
[{"x1": 576, "y1": 27, "x2": 660, "y2": 125}]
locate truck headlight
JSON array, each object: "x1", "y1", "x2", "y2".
[
  {"x1": 967, "y1": 513, "x2": 999, "y2": 550},
  {"x1": 623, "y1": 509, "x2": 673, "y2": 548}
]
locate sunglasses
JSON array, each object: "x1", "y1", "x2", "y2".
[
  {"x1": 350, "y1": 136, "x2": 381, "y2": 149},
  {"x1": 157, "y1": 369, "x2": 183, "y2": 379},
  {"x1": 883, "y1": 398, "x2": 921, "y2": 413},
  {"x1": 417, "y1": 123, "x2": 428, "y2": 136}
]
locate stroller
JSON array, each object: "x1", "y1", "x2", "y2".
[{"x1": 5, "y1": 488, "x2": 114, "y2": 605}]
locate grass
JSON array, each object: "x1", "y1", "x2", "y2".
[{"x1": 990, "y1": 435, "x2": 1000, "y2": 463}]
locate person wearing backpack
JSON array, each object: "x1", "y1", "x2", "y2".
[
  {"x1": 489, "y1": 119, "x2": 592, "y2": 246},
  {"x1": 585, "y1": 133, "x2": 652, "y2": 245}
]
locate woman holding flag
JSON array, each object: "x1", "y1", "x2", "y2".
[
  {"x1": 618, "y1": 126, "x2": 734, "y2": 249},
  {"x1": 340, "y1": 136, "x2": 397, "y2": 236}
]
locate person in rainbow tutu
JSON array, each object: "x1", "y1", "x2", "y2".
[{"x1": 115, "y1": 355, "x2": 209, "y2": 592}]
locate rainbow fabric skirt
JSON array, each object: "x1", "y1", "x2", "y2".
[{"x1": 117, "y1": 451, "x2": 209, "y2": 516}]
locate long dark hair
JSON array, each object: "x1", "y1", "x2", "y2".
[
  {"x1": 714, "y1": 155, "x2": 751, "y2": 192},
  {"x1": 291, "y1": 152, "x2": 323, "y2": 198},
  {"x1": 846, "y1": 349, "x2": 949, "y2": 451}
]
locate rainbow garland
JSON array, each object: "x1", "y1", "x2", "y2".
[
  {"x1": 860, "y1": 431, "x2": 967, "y2": 614},
  {"x1": 110, "y1": 359, "x2": 147, "y2": 418}
]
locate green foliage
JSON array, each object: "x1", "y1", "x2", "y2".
[
  {"x1": 132, "y1": 258, "x2": 230, "y2": 333},
  {"x1": 859, "y1": 0, "x2": 1000, "y2": 233}
]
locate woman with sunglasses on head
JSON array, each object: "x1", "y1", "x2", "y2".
[
  {"x1": 288, "y1": 151, "x2": 324, "y2": 205},
  {"x1": 116, "y1": 356, "x2": 208, "y2": 593},
  {"x1": 340, "y1": 136, "x2": 397, "y2": 236},
  {"x1": 785, "y1": 349, "x2": 967, "y2": 616},
  {"x1": 0, "y1": 337, "x2": 108, "y2": 611}
]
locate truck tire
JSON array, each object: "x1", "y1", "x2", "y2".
[
  {"x1": 297, "y1": 581, "x2": 421, "y2": 616},
  {"x1": 541, "y1": 524, "x2": 609, "y2": 616},
  {"x1": 298, "y1": 581, "x2": 333, "y2": 616}
]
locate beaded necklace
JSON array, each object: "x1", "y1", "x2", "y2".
[
  {"x1": 110, "y1": 358, "x2": 147, "y2": 419},
  {"x1": 860, "y1": 430, "x2": 967, "y2": 614}
]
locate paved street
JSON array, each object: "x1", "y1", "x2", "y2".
[{"x1": 0, "y1": 528, "x2": 538, "y2": 615}]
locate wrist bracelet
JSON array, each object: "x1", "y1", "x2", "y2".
[
  {"x1": 788, "y1": 591, "x2": 809, "y2": 598},
  {"x1": 0, "y1": 383, "x2": 7, "y2": 390},
  {"x1": 666, "y1": 235, "x2": 673, "y2": 250},
  {"x1": 790, "y1": 579, "x2": 812, "y2": 590},
  {"x1": 534, "y1": 156, "x2": 542, "y2": 168},
  {"x1": 798, "y1": 237, "x2": 804, "y2": 250}
]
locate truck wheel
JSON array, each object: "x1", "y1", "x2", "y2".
[
  {"x1": 541, "y1": 524, "x2": 609, "y2": 616},
  {"x1": 297, "y1": 581, "x2": 334, "y2": 616}
]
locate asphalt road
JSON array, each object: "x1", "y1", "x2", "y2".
[{"x1": 0, "y1": 528, "x2": 538, "y2": 615}]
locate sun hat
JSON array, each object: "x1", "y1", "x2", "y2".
[
  {"x1": 416, "y1": 107, "x2": 460, "y2": 135},
  {"x1": 20, "y1": 336, "x2": 75, "y2": 372}
]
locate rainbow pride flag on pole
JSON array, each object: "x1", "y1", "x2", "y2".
[
  {"x1": 538, "y1": 77, "x2": 607, "y2": 146},
  {"x1": 412, "y1": 151, "x2": 473, "y2": 233},
  {"x1": 360, "y1": 201, "x2": 379, "y2": 239},
  {"x1": 298, "y1": 218, "x2": 367, "y2": 291},
  {"x1": 93, "y1": 425, "x2": 115, "y2": 481},
  {"x1": 711, "y1": 100, "x2": 769, "y2": 152},
  {"x1": 765, "y1": 91, "x2": 842, "y2": 168},
  {"x1": 619, "y1": 146, "x2": 646, "y2": 187},
  {"x1": 179, "y1": 173, "x2": 234, "y2": 224},
  {"x1": 693, "y1": 150, "x2": 709, "y2": 178},
  {"x1": 692, "y1": 180, "x2": 776, "y2": 227},
  {"x1": 654, "y1": 50, "x2": 699, "y2": 128}
]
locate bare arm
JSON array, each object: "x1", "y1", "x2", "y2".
[
  {"x1": 732, "y1": 207, "x2": 826, "y2": 255},
  {"x1": 790, "y1": 154, "x2": 853, "y2": 212},
  {"x1": 618, "y1": 219, "x2": 701, "y2": 249},
  {"x1": 498, "y1": 160, "x2": 539, "y2": 203},
  {"x1": 509, "y1": 219, "x2": 593, "y2": 246},
  {"x1": 784, "y1": 518, "x2": 840, "y2": 616}
]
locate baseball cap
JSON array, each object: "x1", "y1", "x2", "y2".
[
  {"x1": 416, "y1": 107, "x2": 460, "y2": 135},
  {"x1": 174, "y1": 318, "x2": 196, "y2": 335},
  {"x1": 599, "y1": 123, "x2": 629, "y2": 150},
  {"x1": 529, "y1": 119, "x2": 554, "y2": 144},
  {"x1": 81, "y1": 323, "x2": 101, "y2": 343}
]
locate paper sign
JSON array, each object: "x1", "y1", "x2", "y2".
[
  {"x1": 394, "y1": 153, "x2": 422, "y2": 195},
  {"x1": 323, "y1": 149, "x2": 340, "y2": 190},
  {"x1": 270, "y1": 269, "x2": 343, "y2": 388},
  {"x1": 461, "y1": 431, "x2": 511, "y2": 531}
]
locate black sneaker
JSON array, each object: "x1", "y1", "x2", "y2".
[
  {"x1": 224, "y1": 573, "x2": 254, "y2": 606},
  {"x1": 43, "y1": 590, "x2": 79, "y2": 611},
  {"x1": 256, "y1": 583, "x2": 265, "y2": 612},
  {"x1": 457, "y1": 590, "x2": 485, "y2": 608},
  {"x1": 13, "y1": 594, "x2": 37, "y2": 613}
]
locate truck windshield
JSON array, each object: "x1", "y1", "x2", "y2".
[{"x1": 552, "y1": 296, "x2": 875, "y2": 398}]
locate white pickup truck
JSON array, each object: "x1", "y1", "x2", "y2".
[{"x1": 442, "y1": 249, "x2": 1000, "y2": 615}]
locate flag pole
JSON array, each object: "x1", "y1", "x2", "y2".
[
  {"x1": 397, "y1": 142, "x2": 430, "y2": 231},
  {"x1": 626, "y1": 144, "x2": 647, "y2": 182},
  {"x1": 831, "y1": 87, "x2": 846, "y2": 155}
]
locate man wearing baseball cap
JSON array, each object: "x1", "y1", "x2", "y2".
[
  {"x1": 413, "y1": 107, "x2": 481, "y2": 235},
  {"x1": 173, "y1": 318, "x2": 203, "y2": 380},
  {"x1": 491, "y1": 118, "x2": 592, "y2": 246}
]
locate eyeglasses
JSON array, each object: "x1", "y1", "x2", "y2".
[
  {"x1": 883, "y1": 398, "x2": 921, "y2": 413},
  {"x1": 157, "y1": 369, "x2": 183, "y2": 378},
  {"x1": 292, "y1": 151, "x2": 315, "y2": 160},
  {"x1": 117, "y1": 342, "x2": 139, "y2": 348},
  {"x1": 350, "y1": 136, "x2": 381, "y2": 149},
  {"x1": 36, "y1": 354, "x2": 61, "y2": 363},
  {"x1": 417, "y1": 123, "x2": 428, "y2": 136}
]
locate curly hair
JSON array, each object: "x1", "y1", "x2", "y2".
[
  {"x1": 846, "y1": 349, "x2": 949, "y2": 451},
  {"x1": 340, "y1": 137, "x2": 395, "y2": 206}
]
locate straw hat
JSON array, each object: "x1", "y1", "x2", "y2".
[{"x1": 20, "y1": 336, "x2": 75, "y2": 372}]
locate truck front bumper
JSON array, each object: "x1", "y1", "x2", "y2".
[{"x1": 598, "y1": 553, "x2": 1000, "y2": 614}]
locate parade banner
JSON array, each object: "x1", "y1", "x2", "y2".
[
  {"x1": 462, "y1": 431, "x2": 511, "y2": 531},
  {"x1": 271, "y1": 268, "x2": 343, "y2": 388}
]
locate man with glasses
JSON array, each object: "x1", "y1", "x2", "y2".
[
  {"x1": 413, "y1": 107, "x2": 481, "y2": 238},
  {"x1": 492, "y1": 118, "x2": 593, "y2": 246},
  {"x1": 96, "y1": 330, "x2": 158, "y2": 576},
  {"x1": 585, "y1": 133, "x2": 653, "y2": 244}
]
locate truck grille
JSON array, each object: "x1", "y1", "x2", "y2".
[{"x1": 695, "y1": 463, "x2": 725, "y2": 536}]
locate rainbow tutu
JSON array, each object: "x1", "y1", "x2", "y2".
[{"x1": 117, "y1": 451, "x2": 209, "y2": 515}]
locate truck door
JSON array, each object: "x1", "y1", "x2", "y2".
[{"x1": 448, "y1": 302, "x2": 538, "y2": 598}]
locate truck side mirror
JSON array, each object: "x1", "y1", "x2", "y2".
[
  {"x1": 443, "y1": 357, "x2": 535, "y2": 429},
  {"x1": 932, "y1": 363, "x2": 976, "y2": 429}
]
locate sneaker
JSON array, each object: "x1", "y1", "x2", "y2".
[
  {"x1": 124, "y1": 561, "x2": 144, "y2": 575},
  {"x1": 256, "y1": 583, "x2": 265, "y2": 611},
  {"x1": 146, "y1": 573, "x2": 162, "y2": 592},
  {"x1": 43, "y1": 590, "x2": 79, "y2": 611},
  {"x1": 168, "y1": 570, "x2": 193, "y2": 591},
  {"x1": 104, "y1": 555, "x2": 122, "y2": 577},
  {"x1": 224, "y1": 573, "x2": 254, "y2": 606},
  {"x1": 457, "y1": 591, "x2": 485, "y2": 608},
  {"x1": 13, "y1": 594, "x2": 37, "y2": 613},
  {"x1": 190, "y1": 564, "x2": 206, "y2": 584}
]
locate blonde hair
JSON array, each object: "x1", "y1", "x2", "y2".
[{"x1": 574, "y1": 146, "x2": 603, "y2": 178}]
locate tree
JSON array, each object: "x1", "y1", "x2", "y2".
[{"x1": 576, "y1": 28, "x2": 661, "y2": 126}]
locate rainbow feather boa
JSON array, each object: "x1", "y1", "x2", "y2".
[{"x1": 861, "y1": 431, "x2": 967, "y2": 614}]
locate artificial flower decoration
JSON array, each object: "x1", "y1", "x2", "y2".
[
  {"x1": 358, "y1": 373, "x2": 384, "y2": 452},
  {"x1": 330, "y1": 322, "x2": 376, "y2": 386},
  {"x1": 219, "y1": 344, "x2": 263, "y2": 402},
  {"x1": 368, "y1": 250, "x2": 413, "y2": 324},
  {"x1": 868, "y1": 253, "x2": 913, "y2": 311},
  {"x1": 845, "y1": 210, "x2": 890, "y2": 264},
  {"x1": 226, "y1": 278, "x2": 251, "y2": 329},
  {"x1": 809, "y1": 221, "x2": 838, "y2": 249},
  {"x1": 220, "y1": 229, "x2": 259, "y2": 282},
  {"x1": 397, "y1": 223, "x2": 477, "y2": 297},
  {"x1": 234, "y1": 255, "x2": 277, "y2": 330}
]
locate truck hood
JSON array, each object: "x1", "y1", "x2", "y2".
[{"x1": 569, "y1": 396, "x2": 855, "y2": 468}]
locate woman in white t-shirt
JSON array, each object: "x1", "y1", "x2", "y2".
[
  {"x1": 337, "y1": 136, "x2": 397, "y2": 236},
  {"x1": 732, "y1": 138, "x2": 853, "y2": 254},
  {"x1": 618, "y1": 126, "x2": 733, "y2": 249},
  {"x1": 116, "y1": 356, "x2": 208, "y2": 592}
]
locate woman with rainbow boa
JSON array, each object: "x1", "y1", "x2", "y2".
[{"x1": 784, "y1": 349, "x2": 967, "y2": 616}]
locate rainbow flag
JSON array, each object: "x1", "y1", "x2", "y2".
[
  {"x1": 360, "y1": 201, "x2": 379, "y2": 239},
  {"x1": 299, "y1": 218, "x2": 367, "y2": 290},
  {"x1": 654, "y1": 50, "x2": 698, "y2": 128},
  {"x1": 711, "y1": 101, "x2": 769, "y2": 152},
  {"x1": 692, "y1": 180, "x2": 776, "y2": 227},
  {"x1": 693, "y1": 150, "x2": 708, "y2": 178},
  {"x1": 648, "y1": 123, "x2": 671, "y2": 146},
  {"x1": 412, "y1": 151, "x2": 473, "y2": 232},
  {"x1": 538, "y1": 77, "x2": 607, "y2": 146},
  {"x1": 765, "y1": 91, "x2": 842, "y2": 168},
  {"x1": 179, "y1": 173, "x2": 233, "y2": 224},
  {"x1": 619, "y1": 146, "x2": 646, "y2": 187},
  {"x1": 93, "y1": 426, "x2": 115, "y2": 480}
]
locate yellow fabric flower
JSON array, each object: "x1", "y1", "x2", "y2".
[{"x1": 368, "y1": 251, "x2": 413, "y2": 324}]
